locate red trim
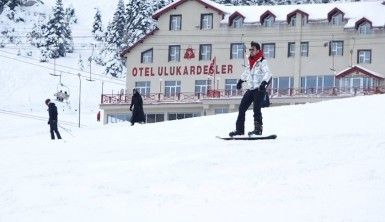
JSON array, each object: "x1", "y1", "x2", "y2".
[
  {"x1": 153, "y1": 0, "x2": 225, "y2": 20},
  {"x1": 260, "y1": 10, "x2": 276, "y2": 24},
  {"x1": 355, "y1": 17, "x2": 372, "y2": 29},
  {"x1": 327, "y1": 7, "x2": 344, "y2": 22},
  {"x1": 228, "y1": 11, "x2": 245, "y2": 26},
  {"x1": 120, "y1": 28, "x2": 159, "y2": 57},
  {"x1": 336, "y1": 66, "x2": 384, "y2": 79},
  {"x1": 286, "y1": 9, "x2": 309, "y2": 23}
]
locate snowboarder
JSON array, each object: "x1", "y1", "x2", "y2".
[
  {"x1": 229, "y1": 41, "x2": 272, "y2": 137},
  {"x1": 45, "y1": 98, "x2": 62, "y2": 140},
  {"x1": 129, "y1": 89, "x2": 145, "y2": 126}
]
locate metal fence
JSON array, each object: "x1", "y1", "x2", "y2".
[{"x1": 101, "y1": 87, "x2": 385, "y2": 105}]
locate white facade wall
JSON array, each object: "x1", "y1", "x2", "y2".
[{"x1": 101, "y1": 0, "x2": 385, "y2": 124}]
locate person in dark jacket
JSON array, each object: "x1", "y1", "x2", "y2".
[
  {"x1": 45, "y1": 99, "x2": 62, "y2": 140},
  {"x1": 129, "y1": 89, "x2": 145, "y2": 125}
]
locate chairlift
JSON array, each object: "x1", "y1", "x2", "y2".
[{"x1": 54, "y1": 83, "x2": 70, "y2": 102}]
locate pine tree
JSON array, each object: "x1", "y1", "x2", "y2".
[
  {"x1": 105, "y1": 0, "x2": 126, "y2": 49},
  {"x1": 151, "y1": 0, "x2": 173, "y2": 12},
  {"x1": 92, "y1": 8, "x2": 103, "y2": 41},
  {"x1": 7, "y1": 0, "x2": 20, "y2": 10},
  {"x1": 105, "y1": 56, "x2": 124, "y2": 77},
  {"x1": 42, "y1": 0, "x2": 73, "y2": 58},
  {"x1": 1, "y1": 0, "x2": 9, "y2": 12},
  {"x1": 65, "y1": 4, "x2": 77, "y2": 24},
  {"x1": 125, "y1": 0, "x2": 156, "y2": 48}
]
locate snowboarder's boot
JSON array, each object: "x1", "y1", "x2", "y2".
[
  {"x1": 248, "y1": 121, "x2": 263, "y2": 136},
  {"x1": 229, "y1": 129, "x2": 244, "y2": 137}
]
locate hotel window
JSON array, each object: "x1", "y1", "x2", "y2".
[
  {"x1": 135, "y1": 81, "x2": 151, "y2": 97},
  {"x1": 141, "y1": 48, "x2": 153, "y2": 63},
  {"x1": 301, "y1": 75, "x2": 335, "y2": 94},
  {"x1": 107, "y1": 113, "x2": 130, "y2": 124},
  {"x1": 357, "y1": 50, "x2": 371, "y2": 64},
  {"x1": 358, "y1": 22, "x2": 371, "y2": 35},
  {"x1": 164, "y1": 80, "x2": 181, "y2": 97},
  {"x1": 225, "y1": 79, "x2": 238, "y2": 96},
  {"x1": 199, "y1": 44, "x2": 212, "y2": 61},
  {"x1": 233, "y1": 17, "x2": 243, "y2": 28},
  {"x1": 331, "y1": 13, "x2": 342, "y2": 26},
  {"x1": 230, "y1": 43, "x2": 244, "y2": 59},
  {"x1": 290, "y1": 16, "x2": 296, "y2": 26},
  {"x1": 168, "y1": 112, "x2": 200, "y2": 121},
  {"x1": 169, "y1": 15, "x2": 182, "y2": 31},
  {"x1": 301, "y1": 16, "x2": 307, "y2": 26},
  {"x1": 271, "y1": 76, "x2": 294, "y2": 95},
  {"x1": 201, "y1": 13, "x2": 213, "y2": 30},
  {"x1": 288, "y1": 42, "x2": 295, "y2": 57},
  {"x1": 215, "y1": 108, "x2": 229, "y2": 114},
  {"x1": 168, "y1": 45, "x2": 181, "y2": 62},
  {"x1": 262, "y1": 43, "x2": 275, "y2": 58},
  {"x1": 329, "y1": 41, "x2": 343, "y2": 56},
  {"x1": 145, "y1": 113, "x2": 164, "y2": 123},
  {"x1": 264, "y1": 15, "x2": 274, "y2": 27},
  {"x1": 195, "y1": 80, "x2": 212, "y2": 95},
  {"x1": 300, "y1": 42, "x2": 309, "y2": 57}
]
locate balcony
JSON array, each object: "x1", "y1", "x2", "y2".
[{"x1": 100, "y1": 87, "x2": 385, "y2": 105}]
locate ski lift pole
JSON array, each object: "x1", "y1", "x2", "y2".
[
  {"x1": 87, "y1": 43, "x2": 95, "y2": 82},
  {"x1": 78, "y1": 73, "x2": 81, "y2": 128}
]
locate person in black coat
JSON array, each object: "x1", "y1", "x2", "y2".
[
  {"x1": 45, "y1": 99, "x2": 62, "y2": 140},
  {"x1": 129, "y1": 89, "x2": 145, "y2": 125}
]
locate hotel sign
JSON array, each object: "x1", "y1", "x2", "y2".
[{"x1": 131, "y1": 64, "x2": 234, "y2": 77}]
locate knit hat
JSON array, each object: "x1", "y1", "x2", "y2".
[{"x1": 45, "y1": 98, "x2": 51, "y2": 105}]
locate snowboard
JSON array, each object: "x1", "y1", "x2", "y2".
[{"x1": 216, "y1": 134, "x2": 277, "y2": 140}]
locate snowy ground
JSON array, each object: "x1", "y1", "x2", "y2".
[
  {"x1": 1, "y1": 94, "x2": 385, "y2": 222},
  {"x1": 1, "y1": 1, "x2": 385, "y2": 221}
]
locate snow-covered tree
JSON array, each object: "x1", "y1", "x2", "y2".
[
  {"x1": 105, "y1": 56, "x2": 125, "y2": 78},
  {"x1": 7, "y1": 0, "x2": 21, "y2": 10},
  {"x1": 105, "y1": 0, "x2": 126, "y2": 48},
  {"x1": 124, "y1": 0, "x2": 156, "y2": 48},
  {"x1": 40, "y1": 47, "x2": 50, "y2": 62},
  {"x1": 92, "y1": 8, "x2": 103, "y2": 41},
  {"x1": 39, "y1": 0, "x2": 73, "y2": 59},
  {"x1": 65, "y1": 4, "x2": 77, "y2": 24},
  {"x1": 151, "y1": 0, "x2": 173, "y2": 12}
]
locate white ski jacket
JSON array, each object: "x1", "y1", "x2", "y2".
[{"x1": 240, "y1": 59, "x2": 272, "y2": 90}]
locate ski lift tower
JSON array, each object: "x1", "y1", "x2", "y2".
[{"x1": 87, "y1": 43, "x2": 96, "y2": 82}]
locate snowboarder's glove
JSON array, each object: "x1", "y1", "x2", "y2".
[
  {"x1": 259, "y1": 81, "x2": 268, "y2": 91},
  {"x1": 47, "y1": 121, "x2": 50, "y2": 125},
  {"x1": 129, "y1": 107, "x2": 133, "y2": 111},
  {"x1": 236, "y1": 79, "x2": 245, "y2": 90}
]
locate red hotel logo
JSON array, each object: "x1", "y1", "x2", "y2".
[
  {"x1": 184, "y1": 47, "x2": 195, "y2": 59},
  {"x1": 131, "y1": 65, "x2": 234, "y2": 77}
]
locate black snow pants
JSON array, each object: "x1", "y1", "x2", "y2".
[
  {"x1": 235, "y1": 88, "x2": 265, "y2": 133},
  {"x1": 49, "y1": 120, "x2": 62, "y2": 140}
]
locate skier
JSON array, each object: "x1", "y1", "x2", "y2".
[
  {"x1": 45, "y1": 98, "x2": 62, "y2": 140},
  {"x1": 129, "y1": 88, "x2": 145, "y2": 126},
  {"x1": 229, "y1": 41, "x2": 272, "y2": 137}
]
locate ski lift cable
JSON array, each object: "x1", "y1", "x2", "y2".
[
  {"x1": 0, "y1": 54, "x2": 126, "y2": 86},
  {"x1": 0, "y1": 109, "x2": 86, "y2": 127},
  {"x1": 0, "y1": 49, "x2": 126, "y2": 82}
]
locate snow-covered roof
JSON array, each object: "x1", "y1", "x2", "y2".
[
  {"x1": 153, "y1": 0, "x2": 229, "y2": 20},
  {"x1": 223, "y1": 0, "x2": 385, "y2": 28},
  {"x1": 155, "y1": 0, "x2": 385, "y2": 28},
  {"x1": 336, "y1": 65, "x2": 385, "y2": 79}
]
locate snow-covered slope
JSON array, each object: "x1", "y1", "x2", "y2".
[{"x1": 0, "y1": 94, "x2": 384, "y2": 222}]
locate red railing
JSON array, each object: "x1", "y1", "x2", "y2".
[{"x1": 101, "y1": 87, "x2": 385, "y2": 105}]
